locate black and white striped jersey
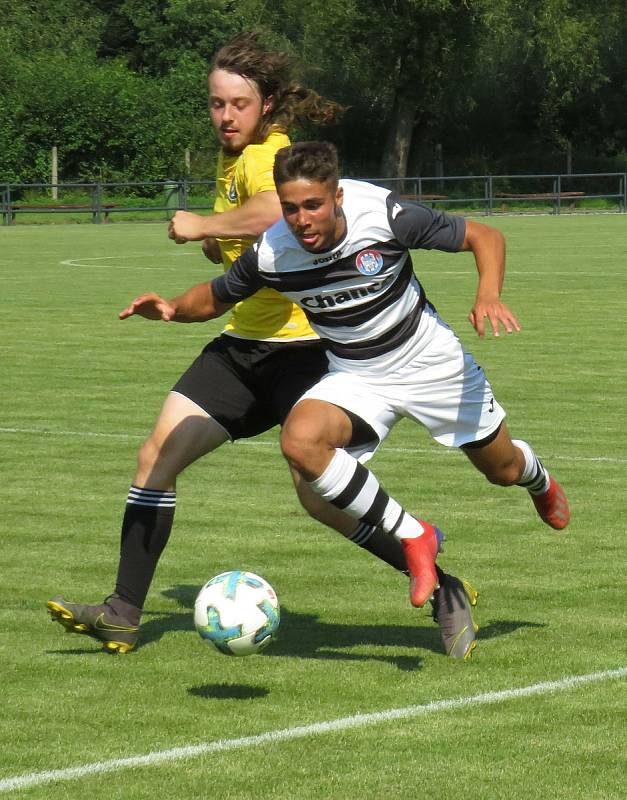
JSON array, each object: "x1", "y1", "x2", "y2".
[{"x1": 212, "y1": 179, "x2": 465, "y2": 363}]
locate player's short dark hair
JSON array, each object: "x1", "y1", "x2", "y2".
[
  {"x1": 211, "y1": 32, "x2": 343, "y2": 141},
  {"x1": 273, "y1": 142, "x2": 339, "y2": 188}
]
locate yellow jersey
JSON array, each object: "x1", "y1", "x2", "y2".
[{"x1": 214, "y1": 130, "x2": 316, "y2": 341}]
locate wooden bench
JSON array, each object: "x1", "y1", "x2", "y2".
[
  {"x1": 399, "y1": 193, "x2": 448, "y2": 207},
  {"x1": 8, "y1": 203, "x2": 117, "y2": 223},
  {"x1": 494, "y1": 191, "x2": 584, "y2": 210}
]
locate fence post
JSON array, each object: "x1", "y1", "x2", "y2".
[
  {"x1": 623, "y1": 173, "x2": 626, "y2": 213},
  {"x1": 93, "y1": 183, "x2": 101, "y2": 224},
  {"x1": 486, "y1": 176, "x2": 492, "y2": 216},
  {"x1": 435, "y1": 143, "x2": 444, "y2": 193},
  {"x1": 555, "y1": 175, "x2": 561, "y2": 215},
  {"x1": 51, "y1": 147, "x2": 58, "y2": 200},
  {"x1": 3, "y1": 184, "x2": 13, "y2": 226}
]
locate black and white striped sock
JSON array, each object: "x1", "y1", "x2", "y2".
[
  {"x1": 513, "y1": 439, "x2": 549, "y2": 495},
  {"x1": 309, "y1": 449, "x2": 424, "y2": 539},
  {"x1": 126, "y1": 485, "x2": 177, "y2": 509},
  {"x1": 348, "y1": 521, "x2": 377, "y2": 546},
  {"x1": 347, "y1": 522, "x2": 410, "y2": 574}
]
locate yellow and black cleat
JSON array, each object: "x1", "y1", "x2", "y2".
[{"x1": 47, "y1": 597, "x2": 138, "y2": 654}]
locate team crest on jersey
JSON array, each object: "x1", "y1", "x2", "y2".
[
  {"x1": 355, "y1": 249, "x2": 384, "y2": 275},
  {"x1": 228, "y1": 177, "x2": 238, "y2": 202}
]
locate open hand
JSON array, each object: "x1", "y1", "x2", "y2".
[
  {"x1": 119, "y1": 292, "x2": 176, "y2": 321},
  {"x1": 468, "y1": 300, "x2": 521, "y2": 338}
]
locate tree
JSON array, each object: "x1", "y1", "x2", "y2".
[
  {"x1": 0, "y1": 0, "x2": 215, "y2": 183},
  {"x1": 285, "y1": 0, "x2": 627, "y2": 176},
  {"x1": 451, "y1": 0, "x2": 627, "y2": 173},
  {"x1": 270, "y1": 0, "x2": 480, "y2": 178},
  {"x1": 2, "y1": 0, "x2": 626, "y2": 182},
  {"x1": 89, "y1": 0, "x2": 254, "y2": 74}
]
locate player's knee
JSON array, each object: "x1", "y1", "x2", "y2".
[
  {"x1": 135, "y1": 435, "x2": 178, "y2": 486},
  {"x1": 280, "y1": 418, "x2": 323, "y2": 474},
  {"x1": 137, "y1": 436, "x2": 160, "y2": 474}
]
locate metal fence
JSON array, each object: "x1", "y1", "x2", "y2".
[
  {"x1": 2, "y1": 172, "x2": 626, "y2": 225},
  {"x1": 0, "y1": 179, "x2": 216, "y2": 225},
  {"x1": 368, "y1": 172, "x2": 627, "y2": 215}
]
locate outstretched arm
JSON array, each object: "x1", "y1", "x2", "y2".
[
  {"x1": 460, "y1": 220, "x2": 521, "y2": 338},
  {"x1": 168, "y1": 190, "x2": 282, "y2": 243},
  {"x1": 119, "y1": 280, "x2": 232, "y2": 323}
]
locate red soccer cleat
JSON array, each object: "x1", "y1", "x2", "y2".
[
  {"x1": 531, "y1": 476, "x2": 570, "y2": 530},
  {"x1": 401, "y1": 521, "x2": 444, "y2": 607}
]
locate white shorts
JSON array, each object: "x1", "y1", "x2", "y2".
[{"x1": 299, "y1": 306, "x2": 506, "y2": 461}]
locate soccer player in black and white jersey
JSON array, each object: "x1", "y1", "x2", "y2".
[{"x1": 119, "y1": 140, "x2": 570, "y2": 614}]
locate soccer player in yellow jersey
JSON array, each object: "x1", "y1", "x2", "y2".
[
  {"x1": 48, "y1": 33, "x2": 479, "y2": 659},
  {"x1": 211, "y1": 128, "x2": 313, "y2": 340}
]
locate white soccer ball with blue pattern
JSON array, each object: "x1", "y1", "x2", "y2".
[{"x1": 194, "y1": 571, "x2": 280, "y2": 656}]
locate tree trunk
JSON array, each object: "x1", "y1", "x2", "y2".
[{"x1": 379, "y1": 86, "x2": 419, "y2": 178}]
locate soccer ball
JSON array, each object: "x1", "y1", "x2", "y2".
[{"x1": 193, "y1": 571, "x2": 280, "y2": 656}]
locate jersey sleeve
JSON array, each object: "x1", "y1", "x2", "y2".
[
  {"x1": 386, "y1": 192, "x2": 465, "y2": 252},
  {"x1": 211, "y1": 245, "x2": 266, "y2": 304}
]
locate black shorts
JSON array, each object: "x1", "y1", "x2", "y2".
[{"x1": 172, "y1": 334, "x2": 329, "y2": 440}]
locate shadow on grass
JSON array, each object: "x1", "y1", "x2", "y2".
[
  {"x1": 142, "y1": 584, "x2": 544, "y2": 671},
  {"x1": 47, "y1": 646, "x2": 116, "y2": 656},
  {"x1": 46, "y1": 584, "x2": 545, "y2": 666},
  {"x1": 478, "y1": 619, "x2": 545, "y2": 641},
  {"x1": 188, "y1": 684, "x2": 269, "y2": 700}
]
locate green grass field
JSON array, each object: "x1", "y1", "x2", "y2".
[{"x1": 1, "y1": 216, "x2": 626, "y2": 799}]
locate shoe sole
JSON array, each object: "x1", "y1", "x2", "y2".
[
  {"x1": 461, "y1": 578, "x2": 479, "y2": 612},
  {"x1": 47, "y1": 600, "x2": 136, "y2": 654},
  {"x1": 462, "y1": 639, "x2": 478, "y2": 661}
]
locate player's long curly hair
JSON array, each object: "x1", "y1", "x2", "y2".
[{"x1": 210, "y1": 32, "x2": 344, "y2": 141}]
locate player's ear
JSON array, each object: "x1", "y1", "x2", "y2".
[
  {"x1": 335, "y1": 186, "x2": 344, "y2": 207},
  {"x1": 262, "y1": 95, "x2": 274, "y2": 115}
]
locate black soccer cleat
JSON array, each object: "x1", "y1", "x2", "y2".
[
  {"x1": 47, "y1": 595, "x2": 139, "y2": 654},
  {"x1": 431, "y1": 576, "x2": 479, "y2": 660}
]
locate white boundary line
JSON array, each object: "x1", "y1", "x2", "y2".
[
  {"x1": 60, "y1": 253, "x2": 198, "y2": 266},
  {"x1": 1, "y1": 667, "x2": 625, "y2": 793},
  {"x1": 56, "y1": 255, "x2": 627, "y2": 278},
  {"x1": 0, "y1": 426, "x2": 624, "y2": 464},
  {"x1": 59, "y1": 255, "x2": 211, "y2": 272},
  {"x1": 53, "y1": 254, "x2": 627, "y2": 278}
]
